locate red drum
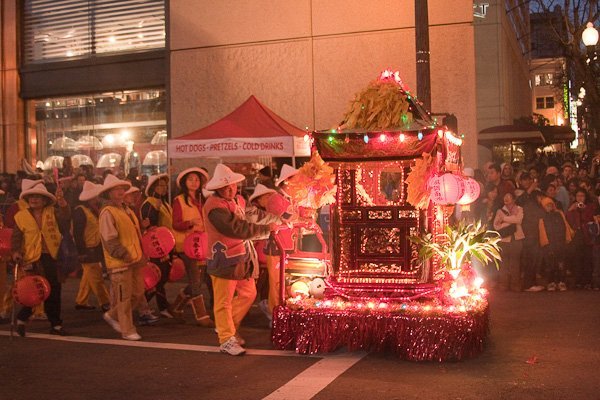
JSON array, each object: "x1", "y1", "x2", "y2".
[
  {"x1": 141, "y1": 227, "x2": 175, "y2": 259},
  {"x1": 0, "y1": 228, "x2": 12, "y2": 256},
  {"x1": 142, "y1": 262, "x2": 161, "y2": 290},
  {"x1": 266, "y1": 193, "x2": 291, "y2": 217},
  {"x1": 13, "y1": 275, "x2": 51, "y2": 307},
  {"x1": 169, "y1": 257, "x2": 186, "y2": 282},
  {"x1": 183, "y1": 232, "x2": 208, "y2": 261}
]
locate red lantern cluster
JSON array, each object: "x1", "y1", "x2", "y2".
[
  {"x1": 142, "y1": 262, "x2": 162, "y2": 290},
  {"x1": 13, "y1": 275, "x2": 51, "y2": 307}
]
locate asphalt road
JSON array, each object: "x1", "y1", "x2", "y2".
[{"x1": 1, "y1": 280, "x2": 599, "y2": 400}]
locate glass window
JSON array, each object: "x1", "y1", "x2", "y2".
[
  {"x1": 545, "y1": 96, "x2": 555, "y2": 109},
  {"x1": 534, "y1": 74, "x2": 542, "y2": 86},
  {"x1": 30, "y1": 89, "x2": 167, "y2": 178},
  {"x1": 545, "y1": 73, "x2": 553, "y2": 85},
  {"x1": 536, "y1": 97, "x2": 545, "y2": 109},
  {"x1": 22, "y1": 0, "x2": 165, "y2": 64}
]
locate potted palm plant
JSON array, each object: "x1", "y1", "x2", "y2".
[{"x1": 410, "y1": 220, "x2": 502, "y2": 283}]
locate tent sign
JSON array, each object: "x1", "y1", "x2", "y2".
[{"x1": 168, "y1": 137, "x2": 294, "y2": 158}]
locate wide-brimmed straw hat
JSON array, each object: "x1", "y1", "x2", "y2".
[
  {"x1": 125, "y1": 186, "x2": 140, "y2": 195},
  {"x1": 146, "y1": 173, "x2": 169, "y2": 196},
  {"x1": 249, "y1": 184, "x2": 276, "y2": 203},
  {"x1": 176, "y1": 168, "x2": 209, "y2": 188},
  {"x1": 20, "y1": 183, "x2": 56, "y2": 204},
  {"x1": 21, "y1": 178, "x2": 43, "y2": 192},
  {"x1": 205, "y1": 164, "x2": 245, "y2": 191},
  {"x1": 275, "y1": 164, "x2": 299, "y2": 186},
  {"x1": 97, "y1": 174, "x2": 132, "y2": 196},
  {"x1": 79, "y1": 181, "x2": 102, "y2": 202}
]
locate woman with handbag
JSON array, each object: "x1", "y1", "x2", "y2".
[
  {"x1": 493, "y1": 192, "x2": 524, "y2": 291},
  {"x1": 11, "y1": 183, "x2": 70, "y2": 336},
  {"x1": 171, "y1": 167, "x2": 214, "y2": 327}
]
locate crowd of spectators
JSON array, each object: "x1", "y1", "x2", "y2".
[{"x1": 462, "y1": 151, "x2": 600, "y2": 292}]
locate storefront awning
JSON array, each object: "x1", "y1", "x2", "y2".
[
  {"x1": 478, "y1": 125, "x2": 545, "y2": 147},
  {"x1": 540, "y1": 125, "x2": 576, "y2": 144}
]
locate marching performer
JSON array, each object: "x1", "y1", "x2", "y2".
[
  {"x1": 73, "y1": 182, "x2": 111, "y2": 312},
  {"x1": 140, "y1": 174, "x2": 175, "y2": 318},
  {"x1": 203, "y1": 164, "x2": 276, "y2": 355},
  {"x1": 171, "y1": 167, "x2": 214, "y2": 327},
  {"x1": 99, "y1": 175, "x2": 148, "y2": 340},
  {"x1": 11, "y1": 183, "x2": 71, "y2": 336},
  {"x1": 263, "y1": 164, "x2": 299, "y2": 316}
]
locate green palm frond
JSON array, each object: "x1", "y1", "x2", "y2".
[{"x1": 410, "y1": 220, "x2": 502, "y2": 271}]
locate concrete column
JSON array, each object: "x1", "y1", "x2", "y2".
[{"x1": 0, "y1": 0, "x2": 25, "y2": 173}]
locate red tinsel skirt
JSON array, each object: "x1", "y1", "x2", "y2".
[{"x1": 271, "y1": 304, "x2": 489, "y2": 361}]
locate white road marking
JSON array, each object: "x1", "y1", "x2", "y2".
[
  {"x1": 1, "y1": 330, "x2": 368, "y2": 399},
  {"x1": 262, "y1": 352, "x2": 368, "y2": 400},
  {"x1": 0, "y1": 330, "x2": 310, "y2": 357}
]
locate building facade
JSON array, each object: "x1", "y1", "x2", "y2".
[
  {"x1": 2, "y1": 0, "x2": 536, "y2": 173},
  {"x1": 473, "y1": 0, "x2": 533, "y2": 165}
]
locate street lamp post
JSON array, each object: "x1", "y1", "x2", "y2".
[{"x1": 582, "y1": 22, "x2": 599, "y2": 152}]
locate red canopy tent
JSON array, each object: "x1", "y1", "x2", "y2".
[{"x1": 168, "y1": 95, "x2": 310, "y2": 159}]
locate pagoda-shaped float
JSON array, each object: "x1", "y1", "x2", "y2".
[{"x1": 271, "y1": 70, "x2": 498, "y2": 361}]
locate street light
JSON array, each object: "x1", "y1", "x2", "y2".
[
  {"x1": 582, "y1": 22, "x2": 599, "y2": 48},
  {"x1": 581, "y1": 22, "x2": 599, "y2": 152}
]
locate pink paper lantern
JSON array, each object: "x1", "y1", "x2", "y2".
[
  {"x1": 429, "y1": 173, "x2": 465, "y2": 205},
  {"x1": 141, "y1": 227, "x2": 176, "y2": 259},
  {"x1": 142, "y1": 262, "x2": 162, "y2": 290},
  {"x1": 183, "y1": 231, "x2": 208, "y2": 261},
  {"x1": 13, "y1": 275, "x2": 51, "y2": 307},
  {"x1": 457, "y1": 177, "x2": 481, "y2": 205}
]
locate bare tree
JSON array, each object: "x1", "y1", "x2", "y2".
[{"x1": 531, "y1": 0, "x2": 599, "y2": 151}]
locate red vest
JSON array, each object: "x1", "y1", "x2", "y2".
[{"x1": 203, "y1": 195, "x2": 248, "y2": 263}]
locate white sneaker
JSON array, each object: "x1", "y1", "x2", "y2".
[
  {"x1": 547, "y1": 282, "x2": 557, "y2": 291},
  {"x1": 235, "y1": 333, "x2": 246, "y2": 347},
  {"x1": 122, "y1": 332, "x2": 142, "y2": 341},
  {"x1": 103, "y1": 312, "x2": 122, "y2": 333},
  {"x1": 220, "y1": 336, "x2": 246, "y2": 356},
  {"x1": 558, "y1": 282, "x2": 567, "y2": 291}
]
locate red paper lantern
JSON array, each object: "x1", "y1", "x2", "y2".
[
  {"x1": 457, "y1": 177, "x2": 481, "y2": 205},
  {"x1": 169, "y1": 257, "x2": 186, "y2": 282},
  {"x1": 141, "y1": 227, "x2": 175, "y2": 259},
  {"x1": 0, "y1": 228, "x2": 13, "y2": 256},
  {"x1": 183, "y1": 231, "x2": 208, "y2": 261},
  {"x1": 13, "y1": 275, "x2": 50, "y2": 307},
  {"x1": 428, "y1": 173, "x2": 465, "y2": 205},
  {"x1": 142, "y1": 262, "x2": 161, "y2": 290}
]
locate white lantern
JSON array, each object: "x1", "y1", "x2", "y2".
[
  {"x1": 428, "y1": 173, "x2": 465, "y2": 205},
  {"x1": 457, "y1": 177, "x2": 481, "y2": 205}
]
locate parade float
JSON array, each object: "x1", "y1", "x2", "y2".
[{"x1": 271, "y1": 70, "x2": 501, "y2": 361}]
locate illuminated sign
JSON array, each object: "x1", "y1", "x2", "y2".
[{"x1": 473, "y1": 3, "x2": 489, "y2": 18}]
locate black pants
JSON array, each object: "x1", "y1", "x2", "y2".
[
  {"x1": 145, "y1": 258, "x2": 171, "y2": 311},
  {"x1": 17, "y1": 254, "x2": 62, "y2": 327},
  {"x1": 521, "y1": 237, "x2": 542, "y2": 288}
]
